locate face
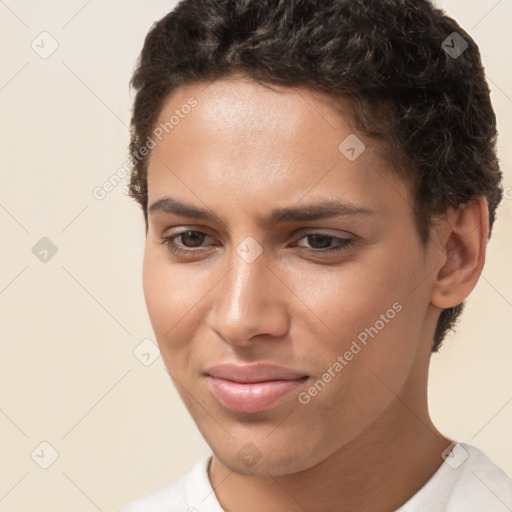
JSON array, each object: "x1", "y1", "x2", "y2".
[{"x1": 142, "y1": 76, "x2": 440, "y2": 476}]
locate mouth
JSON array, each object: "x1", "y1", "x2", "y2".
[{"x1": 204, "y1": 363, "x2": 309, "y2": 414}]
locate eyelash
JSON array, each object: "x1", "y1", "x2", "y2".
[{"x1": 160, "y1": 231, "x2": 354, "y2": 256}]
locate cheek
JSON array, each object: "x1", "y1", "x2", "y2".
[
  {"x1": 287, "y1": 258, "x2": 423, "y2": 443},
  {"x1": 142, "y1": 248, "x2": 170, "y2": 331},
  {"x1": 294, "y1": 243, "x2": 426, "y2": 383},
  {"x1": 142, "y1": 248, "x2": 202, "y2": 353},
  {"x1": 294, "y1": 255, "x2": 414, "y2": 342}
]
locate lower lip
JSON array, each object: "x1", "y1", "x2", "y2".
[{"x1": 206, "y1": 376, "x2": 308, "y2": 414}]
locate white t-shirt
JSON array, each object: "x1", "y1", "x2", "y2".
[{"x1": 115, "y1": 442, "x2": 512, "y2": 512}]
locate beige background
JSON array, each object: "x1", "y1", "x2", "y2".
[{"x1": 0, "y1": 1, "x2": 510, "y2": 510}]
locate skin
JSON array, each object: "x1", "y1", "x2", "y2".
[{"x1": 142, "y1": 75, "x2": 489, "y2": 512}]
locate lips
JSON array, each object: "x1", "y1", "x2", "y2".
[{"x1": 204, "y1": 363, "x2": 309, "y2": 413}]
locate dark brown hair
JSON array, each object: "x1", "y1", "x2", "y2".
[{"x1": 128, "y1": 0, "x2": 502, "y2": 352}]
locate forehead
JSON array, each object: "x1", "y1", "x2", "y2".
[
  {"x1": 147, "y1": 76, "x2": 412, "y2": 224},
  {"x1": 153, "y1": 76, "x2": 354, "y2": 161}
]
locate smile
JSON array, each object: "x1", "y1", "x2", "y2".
[{"x1": 206, "y1": 376, "x2": 309, "y2": 414}]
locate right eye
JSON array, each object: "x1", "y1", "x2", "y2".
[{"x1": 160, "y1": 230, "x2": 214, "y2": 255}]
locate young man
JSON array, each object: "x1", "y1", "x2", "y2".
[{"x1": 117, "y1": 0, "x2": 512, "y2": 510}]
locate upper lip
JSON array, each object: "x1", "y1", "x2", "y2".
[{"x1": 205, "y1": 363, "x2": 308, "y2": 383}]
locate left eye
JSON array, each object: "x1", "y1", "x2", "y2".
[
  {"x1": 294, "y1": 233, "x2": 353, "y2": 252},
  {"x1": 160, "y1": 231, "x2": 353, "y2": 255}
]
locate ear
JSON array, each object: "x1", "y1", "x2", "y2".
[{"x1": 430, "y1": 197, "x2": 489, "y2": 309}]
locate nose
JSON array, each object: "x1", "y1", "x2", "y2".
[{"x1": 207, "y1": 241, "x2": 290, "y2": 348}]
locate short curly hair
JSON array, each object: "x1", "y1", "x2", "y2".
[{"x1": 128, "y1": 0, "x2": 502, "y2": 352}]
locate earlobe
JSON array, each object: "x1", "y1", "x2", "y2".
[{"x1": 430, "y1": 197, "x2": 489, "y2": 309}]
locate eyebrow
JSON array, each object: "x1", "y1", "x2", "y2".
[{"x1": 148, "y1": 196, "x2": 375, "y2": 225}]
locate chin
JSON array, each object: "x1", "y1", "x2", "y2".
[{"x1": 211, "y1": 437, "x2": 322, "y2": 478}]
